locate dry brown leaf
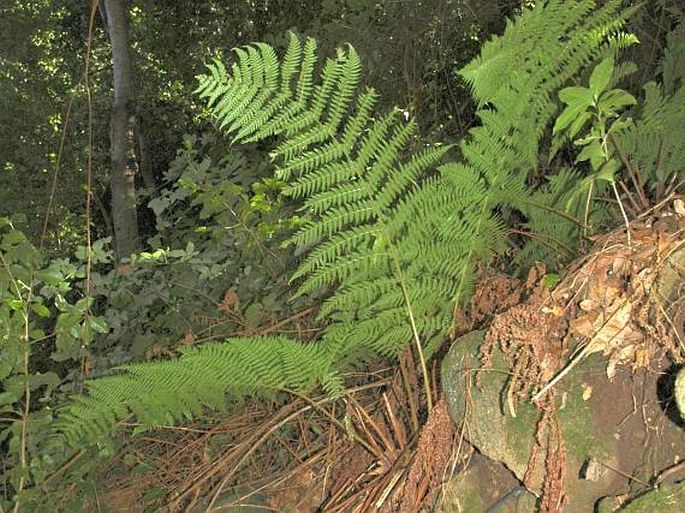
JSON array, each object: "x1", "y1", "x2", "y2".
[
  {"x1": 674, "y1": 198, "x2": 685, "y2": 217},
  {"x1": 579, "y1": 299, "x2": 598, "y2": 312},
  {"x1": 526, "y1": 262, "x2": 547, "y2": 289},
  {"x1": 218, "y1": 289, "x2": 240, "y2": 312},
  {"x1": 587, "y1": 299, "x2": 632, "y2": 354},
  {"x1": 581, "y1": 384, "x2": 593, "y2": 401},
  {"x1": 179, "y1": 332, "x2": 195, "y2": 347},
  {"x1": 611, "y1": 255, "x2": 629, "y2": 276},
  {"x1": 569, "y1": 315, "x2": 596, "y2": 338}
]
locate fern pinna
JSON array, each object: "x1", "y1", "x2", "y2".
[{"x1": 57, "y1": 1, "x2": 638, "y2": 445}]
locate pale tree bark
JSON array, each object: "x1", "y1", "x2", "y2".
[{"x1": 102, "y1": 0, "x2": 140, "y2": 261}]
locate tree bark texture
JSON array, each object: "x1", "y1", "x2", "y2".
[{"x1": 104, "y1": 0, "x2": 140, "y2": 261}]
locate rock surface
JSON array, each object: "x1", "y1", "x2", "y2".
[{"x1": 441, "y1": 331, "x2": 685, "y2": 512}]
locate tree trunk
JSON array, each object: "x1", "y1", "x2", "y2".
[{"x1": 103, "y1": 0, "x2": 140, "y2": 261}]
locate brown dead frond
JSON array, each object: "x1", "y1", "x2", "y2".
[
  {"x1": 480, "y1": 197, "x2": 685, "y2": 410},
  {"x1": 539, "y1": 398, "x2": 568, "y2": 513},
  {"x1": 454, "y1": 268, "x2": 528, "y2": 336},
  {"x1": 397, "y1": 398, "x2": 456, "y2": 513}
]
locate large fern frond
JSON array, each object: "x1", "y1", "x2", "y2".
[
  {"x1": 457, "y1": 0, "x2": 638, "y2": 269},
  {"x1": 59, "y1": 33, "x2": 473, "y2": 445},
  {"x1": 198, "y1": 32, "x2": 469, "y2": 363},
  {"x1": 618, "y1": 22, "x2": 685, "y2": 194},
  {"x1": 56, "y1": 337, "x2": 333, "y2": 445}
]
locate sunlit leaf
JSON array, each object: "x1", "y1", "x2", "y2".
[
  {"x1": 553, "y1": 104, "x2": 587, "y2": 135},
  {"x1": 558, "y1": 86, "x2": 593, "y2": 107},
  {"x1": 598, "y1": 90, "x2": 636, "y2": 116},
  {"x1": 596, "y1": 159, "x2": 619, "y2": 182},
  {"x1": 576, "y1": 141, "x2": 604, "y2": 163},
  {"x1": 31, "y1": 303, "x2": 51, "y2": 318},
  {"x1": 589, "y1": 57, "x2": 614, "y2": 98}
]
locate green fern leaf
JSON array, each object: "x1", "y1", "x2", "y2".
[{"x1": 56, "y1": 337, "x2": 333, "y2": 445}]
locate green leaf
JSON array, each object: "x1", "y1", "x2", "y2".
[
  {"x1": 167, "y1": 248, "x2": 187, "y2": 258},
  {"x1": 87, "y1": 316, "x2": 109, "y2": 334},
  {"x1": 75, "y1": 297, "x2": 94, "y2": 311},
  {"x1": 590, "y1": 150, "x2": 605, "y2": 171},
  {"x1": 596, "y1": 159, "x2": 619, "y2": 182},
  {"x1": 589, "y1": 58, "x2": 614, "y2": 98},
  {"x1": 598, "y1": 88, "x2": 637, "y2": 112},
  {"x1": 568, "y1": 111, "x2": 592, "y2": 140},
  {"x1": 148, "y1": 197, "x2": 169, "y2": 217},
  {"x1": 609, "y1": 119, "x2": 631, "y2": 133},
  {"x1": 0, "y1": 390, "x2": 21, "y2": 407},
  {"x1": 244, "y1": 302, "x2": 264, "y2": 329},
  {"x1": 6, "y1": 299, "x2": 24, "y2": 311},
  {"x1": 541, "y1": 274, "x2": 561, "y2": 289},
  {"x1": 0, "y1": 361, "x2": 13, "y2": 381},
  {"x1": 576, "y1": 141, "x2": 604, "y2": 163},
  {"x1": 31, "y1": 302, "x2": 51, "y2": 318},
  {"x1": 28, "y1": 372, "x2": 60, "y2": 391},
  {"x1": 553, "y1": 104, "x2": 588, "y2": 135},
  {"x1": 29, "y1": 328, "x2": 45, "y2": 340},
  {"x1": 54, "y1": 294, "x2": 68, "y2": 312},
  {"x1": 574, "y1": 134, "x2": 600, "y2": 146},
  {"x1": 1, "y1": 230, "x2": 27, "y2": 246},
  {"x1": 558, "y1": 86, "x2": 593, "y2": 107},
  {"x1": 35, "y1": 268, "x2": 65, "y2": 285}
]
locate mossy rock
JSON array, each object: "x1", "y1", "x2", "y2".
[
  {"x1": 675, "y1": 366, "x2": 685, "y2": 420},
  {"x1": 441, "y1": 332, "x2": 685, "y2": 512},
  {"x1": 436, "y1": 450, "x2": 538, "y2": 512},
  {"x1": 441, "y1": 331, "x2": 542, "y2": 483},
  {"x1": 441, "y1": 331, "x2": 608, "y2": 490},
  {"x1": 597, "y1": 481, "x2": 685, "y2": 512}
]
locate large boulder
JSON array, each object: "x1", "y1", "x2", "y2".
[{"x1": 441, "y1": 331, "x2": 685, "y2": 512}]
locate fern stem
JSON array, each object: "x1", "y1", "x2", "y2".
[
  {"x1": 600, "y1": 125, "x2": 632, "y2": 247},
  {"x1": 203, "y1": 400, "x2": 310, "y2": 510},
  {"x1": 302, "y1": 392, "x2": 382, "y2": 455},
  {"x1": 611, "y1": 180, "x2": 632, "y2": 247},
  {"x1": 582, "y1": 181, "x2": 594, "y2": 246},
  {"x1": 509, "y1": 229, "x2": 574, "y2": 260},
  {"x1": 518, "y1": 198, "x2": 590, "y2": 230},
  {"x1": 277, "y1": 388, "x2": 386, "y2": 458},
  {"x1": 610, "y1": 133, "x2": 648, "y2": 210},
  {"x1": 655, "y1": 140, "x2": 666, "y2": 200},
  {"x1": 389, "y1": 245, "x2": 433, "y2": 413},
  {"x1": 616, "y1": 179, "x2": 640, "y2": 216}
]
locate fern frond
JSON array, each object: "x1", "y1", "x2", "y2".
[
  {"x1": 59, "y1": 33, "x2": 467, "y2": 445},
  {"x1": 620, "y1": 79, "x2": 685, "y2": 193},
  {"x1": 295, "y1": 37, "x2": 318, "y2": 105},
  {"x1": 57, "y1": 337, "x2": 333, "y2": 445},
  {"x1": 457, "y1": 0, "x2": 638, "y2": 272},
  {"x1": 200, "y1": 35, "x2": 474, "y2": 370}
]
